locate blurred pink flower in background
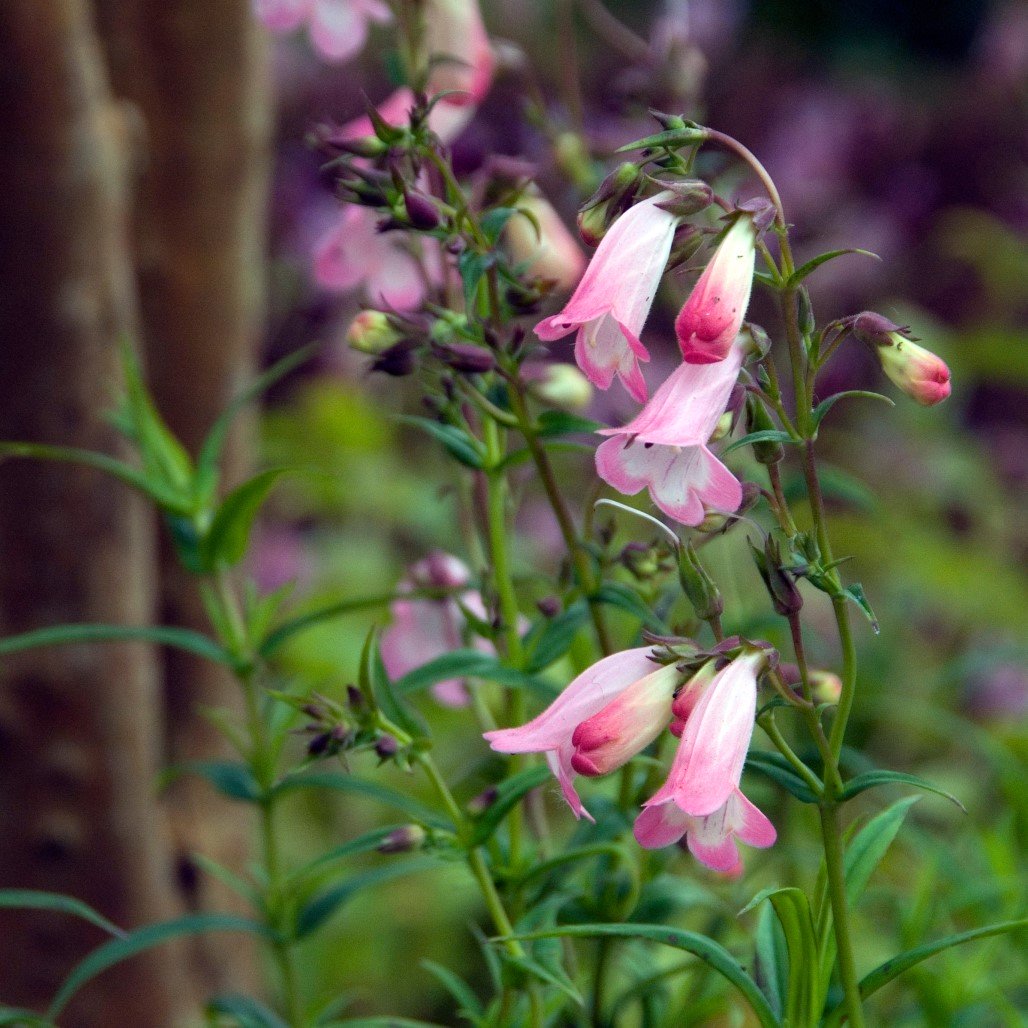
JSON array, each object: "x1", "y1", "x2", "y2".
[
  {"x1": 504, "y1": 191, "x2": 586, "y2": 292},
  {"x1": 314, "y1": 205, "x2": 427, "y2": 310},
  {"x1": 633, "y1": 651, "x2": 776, "y2": 873},
  {"x1": 676, "y1": 214, "x2": 757, "y2": 364},
  {"x1": 253, "y1": 0, "x2": 391, "y2": 63},
  {"x1": 423, "y1": 0, "x2": 495, "y2": 105},
  {"x1": 595, "y1": 341, "x2": 745, "y2": 525},
  {"x1": 535, "y1": 193, "x2": 680, "y2": 402},
  {"x1": 381, "y1": 552, "x2": 490, "y2": 707},
  {"x1": 484, "y1": 647, "x2": 659, "y2": 820}
]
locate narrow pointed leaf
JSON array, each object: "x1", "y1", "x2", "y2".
[
  {"x1": 811, "y1": 390, "x2": 894, "y2": 430},
  {"x1": 398, "y1": 416, "x2": 484, "y2": 469},
  {"x1": 722, "y1": 430, "x2": 798, "y2": 456},
  {"x1": 206, "y1": 994, "x2": 289, "y2": 1028},
  {"x1": 0, "y1": 890, "x2": 124, "y2": 938},
  {"x1": 839, "y1": 769, "x2": 965, "y2": 810},
  {"x1": 159, "y1": 761, "x2": 265, "y2": 803},
  {"x1": 745, "y1": 751, "x2": 819, "y2": 804},
  {"x1": 468, "y1": 765, "x2": 552, "y2": 846},
  {"x1": 511, "y1": 923, "x2": 780, "y2": 1027},
  {"x1": 0, "y1": 623, "x2": 232, "y2": 665},
  {"x1": 47, "y1": 914, "x2": 271, "y2": 1019},
  {"x1": 201, "y1": 468, "x2": 290, "y2": 569},
  {"x1": 786, "y1": 248, "x2": 880, "y2": 286}
]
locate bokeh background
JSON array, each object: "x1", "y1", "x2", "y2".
[{"x1": 0, "y1": 0, "x2": 1024, "y2": 1024}]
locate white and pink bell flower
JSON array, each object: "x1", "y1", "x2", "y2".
[
  {"x1": 484, "y1": 648, "x2": 674, "y2": 820},
  {"x1": 253, "y1": 0, "x2": 391, "y2": 63},
  {"x1": 381, "y1": 552, "x2": 489, "y2": 707},
  {"x1": 594, "y1": 340, "x2": 745, "y2": 526},
  {"x1": 676, "y1": 215, "x2": 757, "y2": 365},
  {"x1": 633, "y1": 651, "x2": 776, "y2": 874},
  {"x1": 534, "y1": 193, "x2": 680, "y2": 403}
]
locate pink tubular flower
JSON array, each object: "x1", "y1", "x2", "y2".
[
  {"x1": 423, "y1": 0, "x2": 495, "y2": 105},
  {"x1": 381, "y1": 552, "x2": 487, "y2": 707},
  {"x1": 505, "y1": 191, "x2": 587, "y2": 292},
  {"x1": 676, "y1": 215, "x2": 757, "y2": 365},
  {"x1": 254, "y1": 0, "x2": 391, "y2": 63},
  {"x1": 850, "y1": 312, "x2": 951, "y2": 406},
  {"x1": 594, "y1": 342, "x2": 745, "y2": 526},
  {"x1": 534, "y1": 193, "x2": 680, "y2": 403},
  {"x1": 633, "y1": 652, "x2": 776, "y2": 873},
  {"x1": 483, "y1": 648, "x2": 664, "y2": 820},
  {"x1": 314, "y1": 205, "x2": 426, "y2": 310}
]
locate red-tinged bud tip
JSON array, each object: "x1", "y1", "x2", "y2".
[
  {"x1": 570, "y1": 751, "x2": 604, "y2": 776},
  {"x1": 669, "y1": 717, "x2": 687, "y2": 737}
]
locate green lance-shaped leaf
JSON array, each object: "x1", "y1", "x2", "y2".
[
  {"x1": 200, "y1": 467, "x2": 290, "y2": 570},
  {"x1": 158, "y1": 760, "x2": 265, "y2": 804},
  {"x1": 533, "y1": 410, "x2": 603, "y2": 438},
  {"x1": 420, "y1": 960, "x2": 485, "y2": 1025},
  {"x1": 839, "y1": 769, "x2": 965, "y2": 810},
  {"x1": 392, "y1": 649, "x2": 555, "y2": 698},
  {"x1": 785, "y1": 247, "x2": 880, "y2": 287},
  {"x1": 0, "y1": 623, "x2": 233, "y2": 666},
  {"x1": 0, "y1": 442, "x2": 192, "y2": 514},
  {"x1": 47, "y1": 914, "x2": 272, "y2": 1020},
  {"x1": 745, "y1": 751, "x2": 820, "y2": 804},
  {"x1": 0, "y1": 890, "x2": 125, "y2": 939},
  {"x1": 510, "y1": 923, "x2": 780, "y2": 1027},
  {"x1": 270, "y1": 771, "x2": 450, "y2": 829},
  {"x1": 206, "y1": 993, "x2": 290, "y2": 1028},
  {"x1": 591, "y1": 582, "x2": 667, "y2": 630},
  {"x1": 810, "y1": 390, "x2": 894, "y2": 431},
  {"x1": 195, "y1": 342, "x2": 320, "y2": 502},
  {"x1": 522, "y1": 601, "x2": 590, "y2": 673},
  {"x1": 398, "y1": 415, "x2": 486, "y2": 469},
  {"x1": 721, "y1": 430, "x2": 799, "y2": 457},
  {"x1": 287, "y1": 825, "x2": 409, "y2": 890},
  {"x1": 117, "y1": 340, "x2": 195, "y2": 495},
  {"x1": 0, "y1": 1007, "x2": 49, "y2": 1026},
  {"x1": 753, "y1": 902, "x2": 789, "y2": 1019},
  {"x1": 817, "y1": 797, "x2": 919, "y2": 996},
  {"x1": 293, "y1": 855, "x2": 443, "y2": 939},
  {"x1": 822, "y1": 919, "x2": 1028, "y2": 1027},
  {"x1": 468, "y1": 765, "x2": 552, "y2": 846},
  {"x1": 740, "y1": 887, "x2": 819, "y2": 1025}
]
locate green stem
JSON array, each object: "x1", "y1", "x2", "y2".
[
  {"x1": 758, "y1": 715, "x2": 824, "y2": 798},
  {"x1": 507, "y1": 382, "x2": 613, "y2": 655},
  {"x1": 819, "y1": 802, "x2": 866, "y2": 1028}
]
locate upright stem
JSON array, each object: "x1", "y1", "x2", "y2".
[
  {"x1": 819, "y1": 802, "x2": 866, "y2": 1028},
  {"x1": 508, "y1": 382, "x2": 613, "y2": 655}
]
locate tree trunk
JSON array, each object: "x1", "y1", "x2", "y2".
[
  {"x1": 94, "y1": 0, "x2": 272, "y2": 994},
  {"x1": 0, "y1": 1, "x2": 196, "y2": 1023}
]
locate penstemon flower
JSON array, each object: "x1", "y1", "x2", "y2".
[
  {"x1": 534, "y1": 193, "x2": 680, "y2": 402},
  {"x1": 423, "y1": 0, "x2": 495, "y2": 105},
  {"x1": 594, "y1": 340, "x2": 745, "y2": 525},
  {"x1": 484, "y1": 648, "x2": 668, "y2": 819},
  {"x1": 675, "y1": 214, "x2": 757, "y2": 364},
  {"x1": 381, "y1": 552, "x2": 491, "y2": 707},
  {"x1": 253, "y1": 0, "x2": 391, "y2": 63},
  {"x1": 633, "y1": 651, "x2": 776, "y2": 873},
  {"x1": 504, "y1": 191, "x2": 586, "y2": 292},
  {"x1": 850, "y1": 312, "x2": 952, "y2": 406}
]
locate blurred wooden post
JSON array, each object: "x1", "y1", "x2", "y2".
[
  {"x1": 0, "y1": 0, "x2": 196, "y2": 1022},
  {"x1": 94, "y1": 0, "x2": 272, "y2": 992}
]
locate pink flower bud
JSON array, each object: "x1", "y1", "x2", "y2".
[
  {"x1": 676, "y1": 215, "x2": 757, "y2": 365},
  {"x1": 505, "y1": 192, "x2": 586, "y2": 292},
  {"x1": 850, "y1": 312, "x2": 951, "y2": 406},
  {"x1": 570, "y1": 663, "x2": 682, "y2": 777},
  {"x1": 346, "y1": 310, "x2": 402, "y2": 354}
]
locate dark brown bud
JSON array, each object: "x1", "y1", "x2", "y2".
[
  {"x1": 432, "y1": 342, "x2": 495, "y2": 374},
  {"x1": 536, "y1": 596, "x2": 561, "y2": 618},
  {"x1": 375, "y1": 734, "x2": 399, "y2": 759},
  {"x1": 403, "y1": 189, "x2": 441, "y2": 230},
  {"x1": 371, "y1": 340, "x2": 419, "y2": 376}
]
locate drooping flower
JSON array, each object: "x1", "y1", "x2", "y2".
[
  {"x1": 423, "y1": 0, "x2": 495, "y2": 105},
  {"x1": 381, "y1": 552, "x2": 488, "y2": 707},
  {"x1": 314, "y1": 205, "x2": 426, "y2": 310},
  {"x1": 633, "y1": 651, "x2": 776, "y2": 873},
  {"x1": 676, "y1": 215, "x2": 757, "y2": 365},
  {"x1": 253, "y1": 0, "x2": 392, "y2": 63},
  {"x1": 504, "y1": 191, "x2": 587, "y2": 292},
  {"x1": 594, "y1": 341, "x2": 745, "y2": 526},
  {"x1": 484, "y1": 648, "x2": 670, "y2": 820},
  {"x1": 850, "y1": 312, "x2": 951, "y2": 406},
  {"x1": 534, "y1": 194, "x2": 680, "y2": 403}
]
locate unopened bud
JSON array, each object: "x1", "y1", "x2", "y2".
[
  {"x1": 467, "y1": 786, "x2": 498, "y2": 815},
  {"x1": 746, "y1": 395, "x2": 785, "y2": 464},
  {"x1": 346, "y1": 311, "x2": 403, "y2": 355},
  {"x1": 432, "y1": 341, "x2": 495, "y2": 374},
  {"x1": 750, "y1": 537, "x2": 803, "y2": 617},
  {"x1": 653, "y1": 178, "x2": 714, "y2": 218},
  {"x1": 403, "y1": 189, "x2": 441, "y2": 230},
  {"x1": 738, "y1": 322, "x2": 771, "y2": 360},
  {"x1": 577, "y1": 162, "x2": 641, "y2": 245},
  {"x1": 810, "y1": 669, "x2": 842, "y2": 705},
  {"x1": 536, "y1": 596, "x2": 561, "y2": 618},
  {"x1": 677, "y1": 542, "x2": 723, "y2": 623},
  {"x1": 378, "y1": 825, "x2": 426, "y2": 854},
  {"x1": 528, "y1": 363, "x2": 593, "y2": 410},
  {"x1": 375, "y1": 734, "x2": 399, "y2": 760},
  {"x1": 878, "y1": 336, "x2": 951, "y2": 406},
  {"x1": 371, "y1": 340, "x2": 419, "y2": 377},
  {"x1": 307, "y1": 724, "x2": 351, "y2": 758}
]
